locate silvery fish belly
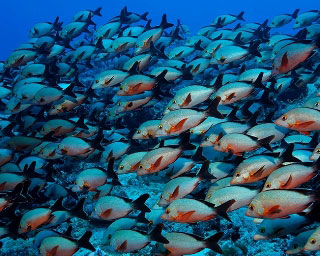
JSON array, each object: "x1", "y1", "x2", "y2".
[{"x1": 2, "y1": 4, "x2": 320, "y2": 256}]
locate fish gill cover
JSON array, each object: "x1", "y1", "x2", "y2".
[{"x1": 0, "y1": 3, "x2": 320, "y2": 256}]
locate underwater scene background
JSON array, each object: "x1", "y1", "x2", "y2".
[{"x1": 1, "y1": 0, "x2": 320, "y2": 255}]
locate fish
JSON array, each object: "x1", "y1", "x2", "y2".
[
  {"x1": 158, "y1": 160, "x2": 213, "y2": 206},
  {"x1": 161, "y1": 231, "x2": 224, "y2": 255},
  {"x1": 246, "y1": 189, "x2": 317, "y2": 218},
  {"x1": 110, "y1": 224, "x2": 168, "y2": 252},
  {"x1": 92, "y1": 194, "x2": 150, "y2": 221},
  {"x1": 262, "y1": 159, "x2": 320, "y2": 191},
  {"x1": 161, "y1": 197, "x2": 235, "y2": 223}
]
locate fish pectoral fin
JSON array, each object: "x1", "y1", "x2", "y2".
[
  {"x1": 178, "y1": 210, "x2": 196, "y2": 220},
  {"x1": 180, "y1": 93, "x2": 192, "y2": 107},
  {"x1": 101, "y1": 208, "x2": 112, "y2": 218},
  {"x1": 280, "y1": 175, "x2": 292, "y2": 189},
  {"x1": 46, "y1": 245, "x2": 59, "y2": 256},
  {"x1": 250, "y1": 165, "x2": 265, "y2": 178},
  {"x1": 295, "y1": 121, "x2": 315, "y2": 128},
  {"x1": 131, "y1": 161, "x2": 141, "y2": 171},
  {"x1": 273, "y1": 227, "x2": 285, "y2": 235},
  {"x1": 281, "y1": 52, "x2": 288, "y2": 67},
  {"x1": 151, "y1": 156, "x2": 163, "y2": 170},
  {"x1": 116, "y1": 240, "x2": 127, "y2": 252},
  {"x1": 170, "y1": 118, "x2": 188, "y2": 132},
  {"x1": 265, "y1": 205, "x2": 281, "y2": 215},
  {"x1": 226, "y1": 92, "x2": 236, "y2": 101},
  {"x1": 170, "y1": 186, "x2": 180, "y2": 200},
  {"x1": 0, "y1": 182, "x2": 7, "y2": 191},
  {"x1": 130, "y1": 83, "x2": 143, "y2": 92}
]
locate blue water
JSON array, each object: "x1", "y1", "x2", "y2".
[{"x1": 1, "y1": 0, "x2": 319, "y2": 60}]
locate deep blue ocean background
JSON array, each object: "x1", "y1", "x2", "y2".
[{"x1": 1, "y1": 0, "x2": 319, "y2": 60}]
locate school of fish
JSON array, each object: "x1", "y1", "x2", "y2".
[{"x1": 1, "y1": 5, "x2": 320, "y2": 256}]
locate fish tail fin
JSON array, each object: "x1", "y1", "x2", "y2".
[
  {"x1": 313, "y1": 157, "x2": 320, "y2": 171},
  {"x1": 212, "y1": 73, "x2": 224, "y2": 90},
  {"x1": 194, "y1": 40, "x2": 204, "y2": 51},
  {"x1": 50, "y1": 197, "x2": 65, "y2": 211},
  {"x1": 257, "y1": 135, "x2": 275, "y2": 152},
  {"x1": 248, "y1": 40, "x2": 261, "y2": 57},
  {"x1": 93, "y1": 7, "x2": 102, "y2": 16},
  {"x1": 237, "y1": 11, "x2": 245, "y2": 21},
  {"x1": 181, "y1": 65, "x2": 194, "y2": 80},
  {"x1": 179, "y1": 132, "x2": 196, "y2": 150},
  {"x1": 192, "y1": 146, "x2": 207, "y2": 162},
  {"x1": 280, "y1": 144, "x2": 301, "y2": 163},
  {"x1": 253, "y1": 72, "x2": 266, "y2": 88},
  {"x1": 53, "y1": 16, "x2": 62, "y2": 30},
  {"x1": 140, "y1": 12, "x2": 149, "y2": 21},
  {"x1": 120, "y1": 6, "x2": 130, "y2": 23},
  {"x1": 291, "y1": 9, "x2": 300, "y2": 19},
  {"x1": 233, "y1": 32, "x2": 243, "y2": 44},
  {"x1": 107, "y1": 157, "x2": 122, "y2": 186},
  {"x1": 247, "y1": 109, "x2": 259, "y2": 127},
  {"x1": 215, "y1": 199, "x2": 235, "y2": 222},
  {"x1": 205, "y1": 232, "x2": 224, "y2": 254},
  {"x1": 78, "y1": 231, "x2": 95, "y2": 251},
  {"x1": 160, "y1": 14, "x2": 174, "y2": 29},
  {"x1": 315, "y1": 35, "x2": 320, "y2": 48},
  {"x1": 2, "y1": 122, "x2": 16, "y2": 137},
  {"x1": 149, "y1": 224, "x2": 169, "y2": 244},
  {"x1": 72, "y1": 198, "x2": 89, "y2": 219},
  {"x1": 308, "y1": 132, "x2": 319, "y2": 148},
  {"x1": 132, "y1": 194, "x2": 151, "y2": 212},
  {"x1": 206, "y1": 97, "x2": 224, "y2": 119},
  {"x1": 226, "y1": 106, "x2": 240, "y2": 121},
  {"x1": 90, "y1": 128, "x2": 104, "y2": 151},
  {"x1": 197, "y1": 160, "x2": 216, "y2": 180},
  {"x1": 75, "y1": 115, "x2": 89, "y2": 130},
  {"x1": 136, "y1": 212, "x2": 149, "y2": 224},
  {"x1": 150, "y1": 41, "x2": 168, "y2": 59},
  {"x1": 155, "y1": 69, "x2": 169, "y2": 84}
]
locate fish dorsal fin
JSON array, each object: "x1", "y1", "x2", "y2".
[
  {"x1": 170, "y1": 185, "x2": 180, "y2": 200},
  {"x1": 281, "y1": 175, "x2": 292, "y2": 189},
  {"x1": 281, "y1": 52, "x2": 288, "y2": 67}
]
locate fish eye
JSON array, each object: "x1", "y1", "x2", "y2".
[
  {"x1": 205, "y1": 137, "x2": 209, "y2": 141},
  {"x1": 165, "y1": 208, "x2": 170, "y2": 214},
  {"x1": 119, "y1": 165, "x2": 124, "y2": 170},
  {"x1": 249, "y1": 204, "x2": 255, "y2": 211},
  {"x1": 158, "y1": 124, "x2": 163, "y2": 130},
  {"x1": 172, "y1": 99, "x2": 177, "y2": 104},
  {"x1": 108, "y1": 234, "x2": 112, "y2": 240},
  {"x1": 281, "y1": 115, "x2": 287, "y2": 121},
  {"x1": 259, "y1": 227, "x2": 266, "y2": 233},
  {"x1": 217, "y1": 142, "x2": 221, "y2": 146},
  {"x1": 265, "y1": 182, "x2": 271, "y2": 188},
  {"x1": 139, "y1": 165, "x2": 143, "y2": 169},
  {"x1": 95, "y1": 80, "x2": 99, "y2": 83},
  {"x1": 119, "y1": 86, "x2": 123, "y2": 90},
  {"x1": 190, "y1": 130, "x2": 194, "y2": 134},
  {"x1": 137, "y1": 130, "x2": 141, "y2": 134},
  {"x1": 235, "y1": 172, "x2": 241, "y2": 177},
  {"x1": 310, "y1": 238, "x2": 317, "y2": 244},
  {"x1": 316, "y1": 148, "x2": 320, "y2": 154},
  {"x1": 316, "y1": 102, "x2": 319, "y2": 107},
  {"x1": 293, "y1": 244, "x2": 298, "y2": 249},
  {"x1": 117, "y1": 102, "x2": 121, "y2": 106},
  {"x1": 295, "y1": 21, "x2": 298, "y2": 24}
]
